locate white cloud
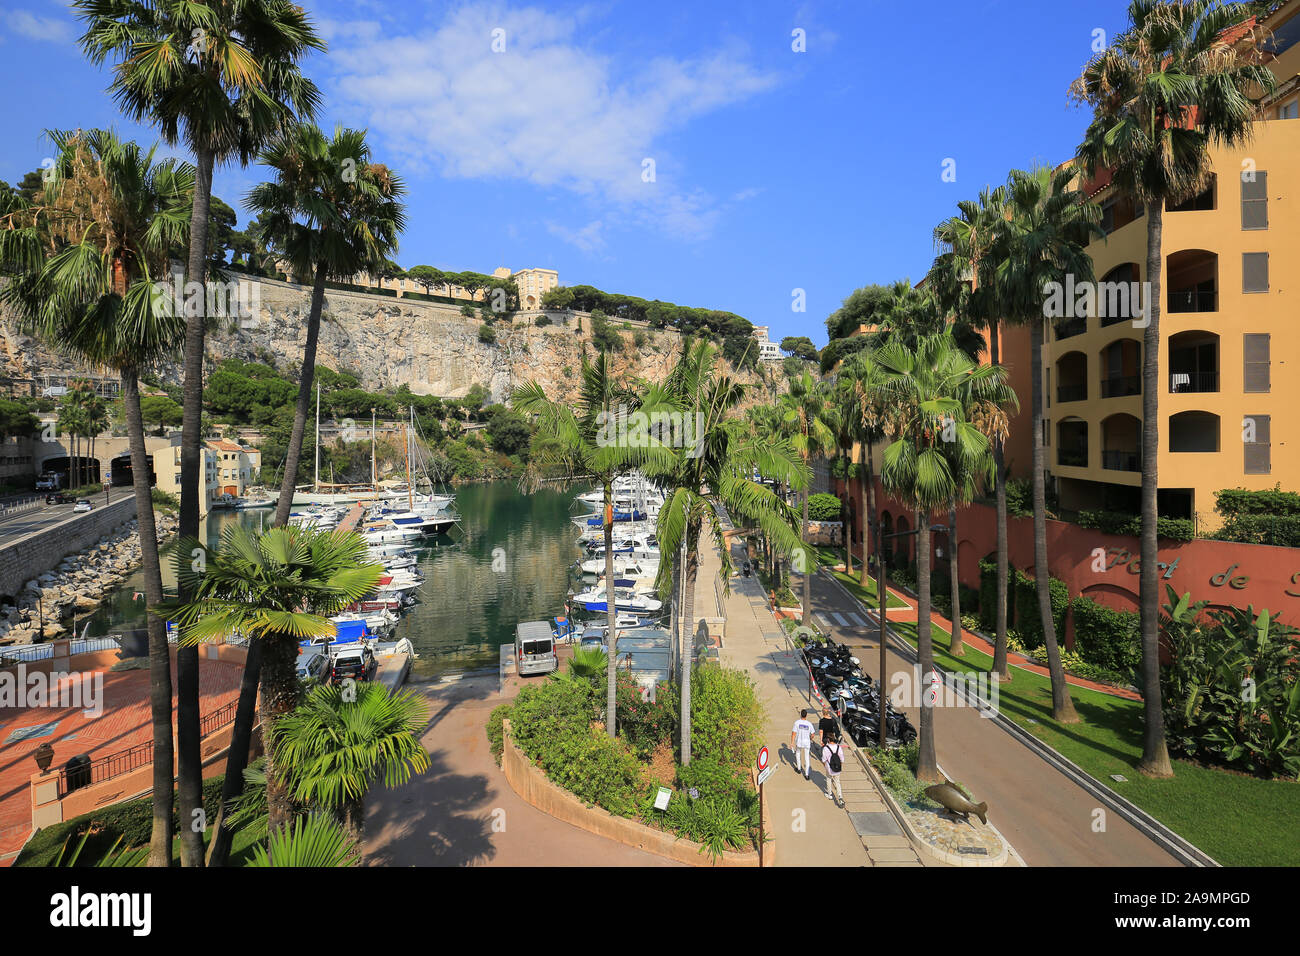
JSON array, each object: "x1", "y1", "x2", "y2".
[
  {"x1": 5, "y1": 9, "x2": 75, "y2": 43},
  {"x1": 324, "y1": 3, "x2": 778, "y2": 240},
  {"x1": 546, "y1": 219, "x2": 605, "y2": 254}
]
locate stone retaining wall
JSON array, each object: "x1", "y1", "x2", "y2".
[{"x1": 0, "y1": 498, "x2": 137, "y2": 600}]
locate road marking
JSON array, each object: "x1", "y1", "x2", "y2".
[
  {"x1": 830, "y1": 612, "x2": 848, "y2": 626},
  {"x1": 846, "y1": 612, "x2": 865, "y2": 627},
  {"x1": 815, "y1": 613, "x2": 831, "y2": 630}
]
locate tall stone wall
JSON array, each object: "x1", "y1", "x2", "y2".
[{"x1": 0, "y1": 497, "x2": 136, "y2": 600}]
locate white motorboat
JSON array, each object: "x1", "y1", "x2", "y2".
[
  {"x1": 579, "y1": 555, "x2": 659, "y2": 578},
  {"x1": 570, "y1": 585, "x2": 663, "y2": 614}
]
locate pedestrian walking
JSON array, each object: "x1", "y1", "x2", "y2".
[
  {"x1": 822, "y1": 731, "x2": 848, "y2": 806},
  {"x1": 818, "y1": 705, "x2": 837, "y2": 747},
  {"x1": 790, "y1": 709, "x2": 815, "y2": 779}
]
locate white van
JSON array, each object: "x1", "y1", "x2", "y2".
[{"x1": 515, "y1": 621, "x2": 558, "y2": 676}]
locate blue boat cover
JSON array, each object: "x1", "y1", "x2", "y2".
[{"x1": 335, "y1": 619, "x2": 368, "y2": 642}]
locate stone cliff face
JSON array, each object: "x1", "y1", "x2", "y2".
[{"x1": 1, "y1": 276, "x2": 767, "y2": 405}]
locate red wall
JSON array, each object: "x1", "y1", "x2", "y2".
[{"x1": 836, "y1": 476, "x2": 1300, "y2": 638}]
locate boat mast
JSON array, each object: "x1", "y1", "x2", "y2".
[
  {"x1": 404, "y1": 407, "x2": 413, "y2": 512},
  {"x1": 371, "y1": 406, "x2": 377, "y2": 496}
]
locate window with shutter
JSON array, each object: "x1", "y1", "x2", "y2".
[
  {"x1": 1242, "y1": 253, "x2": 1269, "y2": 293},
  {"x1": 1241, "y1": 172, "x2": 1268, "y2": 229},
  {"x1": 1243, "y1": 334, "x2": 1270, "y2": 393},
  {"x1": 1243, "y1": 414, "x2": 1270, "y2": 475}
]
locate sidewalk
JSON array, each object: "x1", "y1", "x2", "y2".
[{"x1": 699, "y1": 533, "x2": 926, "y2": 867}]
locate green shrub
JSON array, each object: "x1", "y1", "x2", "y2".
[
  {"x1": 675, "y1": 757, "x2": 746, "y2": 801},
  {"x1": 534, "y1": 315, "x2": 552, "y2": 327},
  {"x1": 660, "y1": 791, "x2": 756, "y2": 859},
  {"x1": 1211, "y1": 513, "x2": 1300, "y2": 548},
  {"x1": 1214, "y1": 485, "x2": 1300, "y2": 517},
  {"x1": 1076, "y1": 509, "x2": 1195, "y2": 542},
  {"x1": 615, "y1": 674, "x2": 675, "y2": 757},
  {"x1": 1069, "y1": 596, "x2": 1140, "y2": 674},
  {"x1": 478, "y1": 323, "x2": 497, "y2": 345},
  {"x1": 690, "y1": 667, "x2": 765, "y2": 774},
  {"x1": 807, "y1": 493, "x2": 841, "y2": 522},
  {"x1": 486, "y1": 704, "x2": 510, "y2": 765},
  {"x1": 1011, "y1": 569, "x2": 1068, "y2": 651}
]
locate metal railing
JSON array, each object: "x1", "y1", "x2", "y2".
[
  {"x1": 1168, "y1": 289, "x2": 1216, "y2": 313},
  {"x1": 1169, "y1": 371, "x2": 1219, "y2": 393},
  {"x1": 0, "y1": 496, "x2": 42, "y2": 519},
  {"x1": 1102, "y1": 449, "x2": 1141, "y2": 471},
  {"x1": 1057, "y1": 449, "x2": 1089, "y2": 468},
  {"x1": 1055, "y1": 317, "x2": 1087, "y2": 339},
  {"x1": 1101, "y1": 375, "x2": 1141, "y2": 398},
  {"x1": 1056, "y1": 384, "x2": 1087, "y2": 403}
]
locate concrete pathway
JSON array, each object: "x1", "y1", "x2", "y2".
[
  {"x1": 701, "y1": 535, "x2": 926, "y2": 867},
  {"x1": 803, "y1": 566, "x2": 1180, "y2": 867}
]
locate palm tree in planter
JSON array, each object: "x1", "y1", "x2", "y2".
[
  {"x1": 274, "y1": 682, "x2": 429, "y2": 844},
  {"x1": 649, "y1": 339, "x2": 808, "y2": 765},
  {"x1": 994, "y1": 164, "x2": 1102, "y2": 724},
  {"x1": 165, "y1": 524, "x2": 383, "y2": 835},
  {"x1": 837, "y1": 350, "x2": 893, "y2": 589},
  {"x1": 1072, "y1": 0, "x2": 1275, "y2": 776},
  {"x1": 0, "y1": 128, "x2": 192, "y2": 866},
  {"x1": 779, "y1": 371, "x2": 836, "y2": 627},
  {"x1": 513, "y1": 352, "x2": 677, "y2": 739},
  {"x1": 248, "y1": 124, "x2": 407, "y2": 527},
  {"x1": 74, "y1": 0, "x2": 325, "y2": 863},
  {"x1": 929, "y1": 184, "x2": 1021, "y2": 677},
  {"x1": 822, "y1": 377, "x2": 860, "y2": 574},
  {"x1": 874, "y1": 332, "x2": 996, "y2": 783}
]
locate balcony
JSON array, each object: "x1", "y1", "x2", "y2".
[
  {"x1": 1055, "y1": 351, "x2": 1088, "y2": 404},
  {"x1": 1169, "y1": 411, "x2": 1220, "y2": 453},
  {"x1": 1057, "y1": 384, "x2": 1088, "y2": 403},
  {"x1": 1055, "y1": 317, "x2": 1087, "y2": 340},
  {"x1": 1057, "y1": 419, "x2": 1088, "y2": 469},
  {"x1": 1167, "y1": 288, "x2": 1217, "y2": 314},
  {"x1": 1058, "y1": 448, "x2": 1089, "y2": 467},
  {"x1": 1166, "y1": 250, "x2": 1218, "y2": 314},
  {"x1": 1169, "y1": 331, "x2": 1219, "y2": 395},
  {"x1": 1102, "y1": 450, "x2": 1141, "y2": 471},
  {"x1": 1100, "y1": 374, "x2": 1141, "y2": 398},
  {"x1": 1169, "y1": 371, "x2": 1218, "y2": 393}
]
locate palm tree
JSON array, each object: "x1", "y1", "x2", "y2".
[
  {"x1": 74, "y1": 3, "x2": 326, "y2": 855},
  {"x1": 995, "y1": 165, "x2": 1103, "y2": 724},
  {"x1": 929, "y1": 185, "x2": 1021, "y2": 677},
  {"x1": 166, "y1": 525, "x2": 384, "y2": 834},
  {"x1": 822, "y1": 378, "x2": 859, "y2": 574},
  {"x1": 650, "y1": 339, "x2": 808, "y2": 764},
  {"x1": 513, "y1": 353, "x2": 675, "y2": 739},
  {"x1": 84, "y1": 393, "x2": 110, "y2": 483},
  {"x1": 1072, "y1": 0, "x2": 1275, "y2": 776},
  {"x1": 0, "y1": 128, "x2": 192, "y2": 866},
  {"x1": 58, "y1": 388, "x2": 90, "y2": 490},
  {"x1": 248, "y1": 813, "x2": 361, "y2": 868},
  {"x1": 780, "y1": 371, "x2": 835, "y2": 627},
  {"x1": 273, "y1": 682, "x2": 429, "y2": 843},
  {"x1": 247, "y1": 124, "x2": 407, "y2": 527},
  {"x1": 874, "y1": 332, "x2": 996, "y2": 782},
  {"x1": 837, "y1": 351, "x2": 892, "y2": 589}
]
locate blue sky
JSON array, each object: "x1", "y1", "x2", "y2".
[{"x1": 1, "y1": 0, "x2": 1137, "y2": 346}]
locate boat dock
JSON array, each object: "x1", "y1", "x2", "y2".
[{"x1": 337, "y1": 502, "x2": 367, "y2": 533}]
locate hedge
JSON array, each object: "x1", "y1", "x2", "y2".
[
  {"x1": 1210, "y1": 514, "x2": 1300, "y2": 548},
  {"x1": 1011, "y1": 568, "x2": 1069, "y2": 651},
  {"x1": 1069, "y1": 595, "x2": 1140, "y2": 674},
  {"x1": 1214, "y1": 486, "x2": 1300, "y2": 517},
  {"x1": 1075, "y1": 509, "x2": 1195, "y2": 542},
  {"x1": 807, "y1": 493, "x2": 842, "y2": 522}
]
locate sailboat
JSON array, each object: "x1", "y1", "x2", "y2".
[{"x1": 292, "y1": 383, "x2": 403, "y2": 506}]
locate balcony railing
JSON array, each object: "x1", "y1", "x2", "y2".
[
  {"x1": 1058, "y1": 449, "x2": 1089, "y2": 468},
  {"x1": 1055, "y1": 317, "x2": 1087, "y2": 340},
  {"x1": 1168, "y1": 289, "x2": 1216, "y2": 313},
  {"x1": 1102, "y1": 449, "x2": 1141, "y2": 471},
  {"x1": 1101, "y1": 375, "x2": 1141, "y2": 398},
  {"x1": 1169, "y1": 371, "x2": 1219, "y2": 393},
  {"x1": 1056, "y1": 383, "x2": 1088, "y2": 403}
]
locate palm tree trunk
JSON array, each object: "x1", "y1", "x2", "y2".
[
  {"x1": 1138, "y1": 202, "x2": 1172, "y2": 776},
  {"x1": 175, "y1": 145, "x2": 215, "y2": 867},
  {"x1": 260, "y1": 631, "x2": 302, "y2": 834},
  {"x1": 948, "y1": 500, "x2": 964, "y2": 656},
  {"x1": 123, "y1": 370, "x2": 174, "y2": 867},
  {"x1": 604, "y1": 480, "x2": 617, "y2": 738},
  {"x1": 205, "y1": 638, "x2": 261, "y2": 867},
  {"x1": 680, "y1": 521, "x2": 699, "y2": 766},
  {"x1": 841, "y1": 457, "x2": 852, "y2": 574},
  {"x1": 800, "y1": 488, "x2": 811, "y2": 625},
  {"x1": 1030, "y1": 319, "x2": 1077, "y2": 723},
  {"x1": 343, "y1": 796, "x2": 365, "y2": 846},
  {"x1": 989, "y1": 319, "x2": 1012, "y2": 681},
  {"x1": 274, "y1": 264, "x2": 329, "y2": 526},
  {"x1": 915, "y1": 513, "x2": 939, "y2": 782},
  {"x1": 860, "y1": 442, "x2": 875, "y2": 587}
]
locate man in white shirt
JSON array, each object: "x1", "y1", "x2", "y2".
[
  {"x1": 822, "y1": 731, "x2": 848, "y2": 806},
  {"x1": 790, "y1": 709, "x2": 815, "y2": 779}
]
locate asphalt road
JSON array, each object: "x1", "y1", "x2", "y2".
[
  {"x1": 0, "y1": 497, "x2": 111, "y2": 549},
  {"x1": 804, "y1": 568, "x2": 1181, "y2": 867}
]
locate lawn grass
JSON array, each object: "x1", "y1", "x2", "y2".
[
  {"x1": 880, "y1": 619, "x2": 1300, "y2": 867},
  {"x1": 821, "y1": 565, "x2": 910, "y2": 610}
]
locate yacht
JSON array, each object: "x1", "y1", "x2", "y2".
[{"x1": 570, "y1": 585, "x2": 664, "y2": 615}]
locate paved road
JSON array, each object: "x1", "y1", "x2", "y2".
[
  {"x1": 0, "y1": 496, "x2": 115, "y2": 550},
  {"x1": 801, "y1": 568, "x2": 1181, "y2": 867}
]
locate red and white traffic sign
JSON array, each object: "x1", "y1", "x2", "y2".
[{"x1": 757, "y1": 746, "x2": 769, "y2": 772}]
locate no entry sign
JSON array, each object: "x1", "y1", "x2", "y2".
[{"x1": 757, "y1": 746, "x2": 769, "y2": 772}]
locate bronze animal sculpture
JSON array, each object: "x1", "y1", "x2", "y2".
[{"x1": 924, "y1": 780, "x2": 988, "y2": 825}]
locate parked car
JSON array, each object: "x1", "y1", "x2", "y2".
[
  {"x1": 45, "y1": 493, "x2": 75, "y2": 504},
  {"x1": 35, "y1": 474, "x2": 63, "y2": 491},
  {"x1": 72, "y1": 499, "x2": 93, "y2": 513},
  {"x1": 295, "y1": 649, "x2": 330, "y2": 684},
  {"x1": 330, "y1": 646, "x2": 376, "y2": 684}
]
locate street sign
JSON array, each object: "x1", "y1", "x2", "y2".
[
  {"x1": 653, "y1": 787, "x2": 672, "y2": 811},
  {"x1": 757, "y1": 766, "x2": 774, "y2": 786},
  {"x1": 757, "y1": 746, "x2": 769, "y2": 772}
]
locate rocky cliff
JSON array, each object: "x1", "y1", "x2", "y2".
[{"x1": 1, "y1": 276, "x2": 769, "y2": 404}]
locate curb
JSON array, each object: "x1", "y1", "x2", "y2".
[{"x1": 818, "y1": 570, "x2": 1217, "y2": 868}]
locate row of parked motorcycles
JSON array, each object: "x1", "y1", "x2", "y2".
[{"x1": 802, "y1": 640, "x2": 918, "y2": 748}]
